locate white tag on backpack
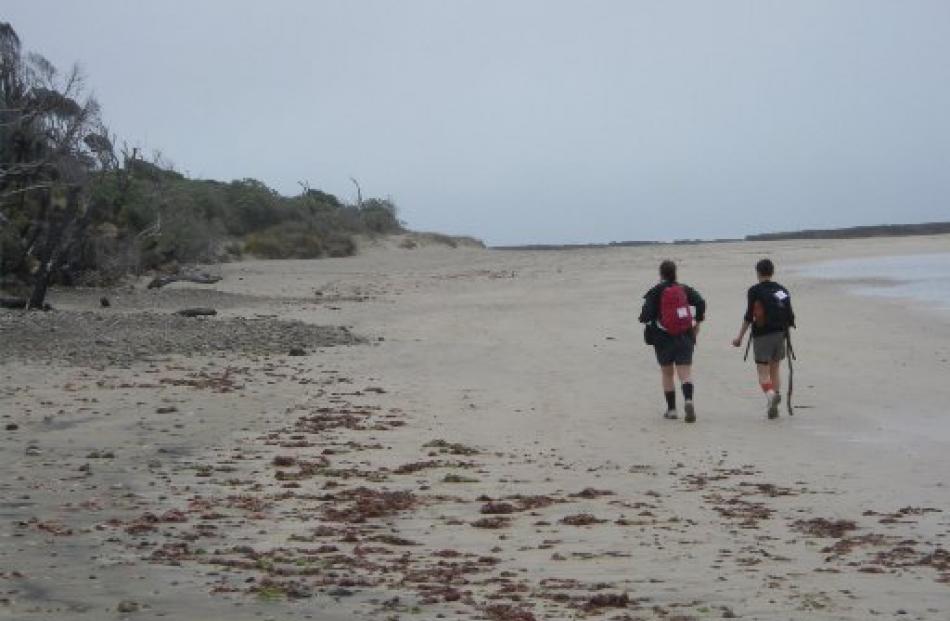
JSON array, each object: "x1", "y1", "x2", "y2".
[
  {"x1": 677, "y1": 307, "x2": 689, "y2": 318},
  {"x1": 774, "y1": 291, "x2": 788, "y2": 301}
]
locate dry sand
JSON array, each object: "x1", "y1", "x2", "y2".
[{"x1": 1, "y1": 235, "x2": 949, "y2": 620}]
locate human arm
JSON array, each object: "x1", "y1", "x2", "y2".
[
  {"x1": 638, "y1": 286, "x2": 660, "y2": 324},
  {"x1": 786, "y1": 289, "x2": 796, "y2": 328},
  {"x1": 685, "y1": 286, "x2": 706, "y2": 323},
  {"x1": 683, "y1": 286, "x2": 705, "y2": 339},
  {"x1": 732, "y1": 319, "x2": 751, "y2": 347}
]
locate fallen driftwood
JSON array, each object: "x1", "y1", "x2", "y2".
[
  {"x1": 147, "y1": 273, "x2": 222, "y2": 289},
  {"x1": 0, "y1": 297, "x2": 51, "y2": 311},
  {"x1": 0, "y1": 297, "x2": 27, "y2": 309},
  {"x1": 175, "y1": 307, "x2": 217, "y2": 317}
]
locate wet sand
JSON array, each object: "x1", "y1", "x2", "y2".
[{"x1": 1, "y1": 234, "x2": 949, "y2": 620}]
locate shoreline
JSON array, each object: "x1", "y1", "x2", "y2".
[{"x1": 797, "y1": 252, "x2": 950, "y2": 312}]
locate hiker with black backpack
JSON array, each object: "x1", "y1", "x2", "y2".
[
  {"x1": 731, "y1": 258, "x2": 796, "y2": 419},
  {"x1": 640, "y1": 260, "x2": 706, "y2": 423}
]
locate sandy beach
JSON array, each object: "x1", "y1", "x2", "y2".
[{"x1": 2, "y1": 234, "x2": 949, "y2": 621}]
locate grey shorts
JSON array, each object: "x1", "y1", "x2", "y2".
[{"x1": 753, "y1": 331, "x2": 786, "y2": 364}]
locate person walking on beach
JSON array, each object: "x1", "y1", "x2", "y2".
[
  {"x1": 640, "y1": 260, "x2": 706, "y2": 423},
  {"x1": 732, "y1": 258, "x2": 796, "y2": 419}
]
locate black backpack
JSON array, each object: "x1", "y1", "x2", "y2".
[{"x1": 753, "y1": 284, "x2": 792, "y2": 331}]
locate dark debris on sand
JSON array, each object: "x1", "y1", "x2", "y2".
[
  {"x1": 0, "y1": 309, "x2": 362, "y2": 367},
  {"x1": 791, "y1": 518, "x2": 858, "y2": 538}
]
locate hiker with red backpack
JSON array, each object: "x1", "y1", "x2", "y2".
[
  {"x1": 731, "y1": 258, "x2": 796, "y2": 419},
  {"x1": 640, "y1": 260, "x2": 706, "y2": 423}
]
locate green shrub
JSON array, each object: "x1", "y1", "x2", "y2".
[
  {"x1": 244, "y1": 221, "x2": 361, "y2": 260},
  {"x1": 245, "y1": 232, "x2": 291, "y2": 259},
  {"x1": 323, "y1": 233, "x2": 356, "y2": 258}
]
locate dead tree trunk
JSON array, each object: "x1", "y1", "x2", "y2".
[
  {"x1": 175, "y1": 307, "x2": 217, "y2": 317},
  {"x1": 27, "y1": 186, "x2": 82, "y2": 310},
  {"x1": 26, "y1": 192, "x2": 55, "y2": 310},
  {"x1": 0, "y1": 297, "x2": 27, "y2": 309},
  {"x1": 147, "y1": 272, "x2": 222, "y2": 289}
]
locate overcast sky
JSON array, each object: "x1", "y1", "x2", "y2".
[{"x1": 5, "y1": 1, "x2": 949, "y2": 245}]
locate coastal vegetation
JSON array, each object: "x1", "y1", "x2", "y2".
[{"x1": 0, "y1": 22, "x2": 402, "y2": 308}]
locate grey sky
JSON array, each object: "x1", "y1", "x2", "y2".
[{"x1": 5, "y1": 1, "x2": 949, "y2": 245}]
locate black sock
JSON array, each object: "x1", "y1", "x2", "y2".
[
  {"x1": 682, "y1": 382, "x2": 694, "y2": 401},
  {"x1": 664, "y1": 390, "x2": 676, "y2": 411}
]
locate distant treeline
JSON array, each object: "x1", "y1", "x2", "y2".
[
  {"x1": 493, "y1": 240, "x2": 662, "y2": 251},
  {"x1": 496, "y1": 221, "x2": 950, "y2": 251},
  {"x1": 493, "y1": 239, "x2": 743, "y2": 251},
  {"x1": 0, "y1": 22, "x2": 402, "y2": 307},
  {"x1": 745, "y1": 222, "x2": 950, "y2": 241}
]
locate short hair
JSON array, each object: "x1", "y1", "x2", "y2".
[
  {"x1": 756, "y1": 258, "x2": 775, "y2": 277},
  {"x1": 659, "y1": 260, "x2": 677, "y2": 282}
]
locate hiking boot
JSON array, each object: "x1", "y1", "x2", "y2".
[
  {"x1": 767, "y1": 393, "x2": 780, "y2": 419},
  {"x1": 663, "y1": 409, "x2": 678, "y2": 420},
  {"x1": 684, "y1": 401, "x2": 696, "y2": 423}
]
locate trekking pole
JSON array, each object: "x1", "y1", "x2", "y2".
[
  {"x1": 742, "y1": 333, "x2": 752, "y2": 362},
  {"x1": 785, "y1": 329, "x2": 796, "y2": 416}
]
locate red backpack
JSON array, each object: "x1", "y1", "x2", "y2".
[{"x1": 659, "y1": 284, "x2": 693, "y2": 336}]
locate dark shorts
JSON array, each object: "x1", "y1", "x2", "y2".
[
  {"x1": 753, "y1": 331, "x2": 786, "y2": 364},
  {"x1": 654, "y1": 332, "x2": 695, "y2": 367}
]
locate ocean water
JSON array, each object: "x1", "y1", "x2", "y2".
[{"x1": 799, "y1": 253, "x2": 950, "y2": 310}]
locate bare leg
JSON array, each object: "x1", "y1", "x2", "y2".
[
  {"x1": 756, "y1": 363, "x2": 770, "y2": 385},
  {"x1": 675, "y1": 364, "x2": 692, "y2": 384},
  {"x1": 758, "y1": 362, "x2": 780, "y2": 418},
  {"x1": 769, "y1": 360, "x2": 782, "y2": 393},
  {"x1": 660, "y1": 365, "x2": 677, "y2": 418},
  {"x1": 661, "y1": 365, "x2": 675, "y2": 392}
]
